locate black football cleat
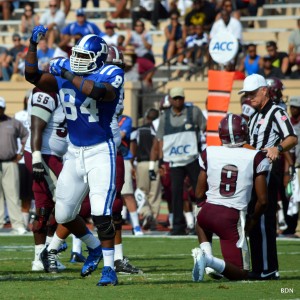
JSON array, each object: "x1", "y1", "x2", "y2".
[
  {"x1": 114, "y1": 257, "x2": 143, "y2": 274},
  {"x1": 248, "y1": 270, "x2": 280, "y2": 280}
]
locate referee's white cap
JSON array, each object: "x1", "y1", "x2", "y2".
[{"x1": 238, "y1": 74, "x2": 267, "y2": 94}]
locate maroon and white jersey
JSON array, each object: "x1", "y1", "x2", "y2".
[
  {"x1": 199, "y1": 146, "x2": 270, "y2": 211},
  {"x1": 25, "y1": 88, "x2": 68, "y2": 157}
]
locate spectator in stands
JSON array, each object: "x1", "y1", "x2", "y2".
[
  {"x1": 0, "y1": 97, "x2": 28, "y2": 234},
  {"x1": 238, "y1": 43, "x2": 260, "y2": 76},
  {"x1": 224, "y1": 61, "x2": 245, "y2": 81},
  {"x1": 59, "y1": 8, "x2": 103, "y2": 49},
  {"x1": 290, "y1": 61, "x2": 300, "y2": 79},
  {"x1": 177, "y1": 0, "x2": 193, "y2": 16},
  {"x1": 210, "y1": 9, "x2": 243, "y2": 68},
  {"x1": 0, "y1": 46, "x2": 8, "y2": 81},
  {"x1": 81, "y1": 0, "x2": 99, "y2": 11},
  {"x1": 288, "y1": 19, "x2": 300, "y2": 67},
  {"x1": 185, "y1": 24, "x2": 208, "y2": 67},
  {"x1": 264, "y1": 40, "x2": 290, "y2": 77},
  {"x1": 10, "y1": 46, "x2": 27, "y2": 82},
  {"x1": 102, "y1": 20, "x2": 119, "y2": 47},
  {"x1": 57, "y1": 0, "x2": 71, "y2": 17},
  {"x1": 106, "y1": 0, "x2": 130, "y2": 19},
  {"x1": 132, "y1": 0, "x2": 169, "y2": 31},
  {"x1": 123, "y1": 45, "x2": 139, "y2": 81},
  {"x1": 0, "y1": 0, "x2": 14, "y2": 21},
  {"x1": 258, "y1": 55, "x2": 284, "y2": 79},
  {"x1": 235, "y1": 0, "x2": 265, "y2": 27},
  {"x1": 125, "y1": 20, "x2": 155, "y2": 87},
  {"x1": 39, "y1": 0, "x2": 66, "y2": 48},
  {"x1": 215, "y1": 0, "x2": 240, "y2": 20},
  {"x1": 184, "y1": 0, "x2": 216, "y2": 38},
  {"x1": 117, "y1": 34, "x2": 125, "y2": 50},
  {"x1": 163, "y1": 10, "x2": 183, "y2": 62},
  {"x1": 20, "y1": 3, "x2": 39, "y2": 44},
  {"x1": 37, "y1": 38, "x2": 55, "y2": 71},
  {"x1": 2, "y1": 33, "x2": 26, "y2": 81}
]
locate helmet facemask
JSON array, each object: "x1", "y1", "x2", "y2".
[{"x1": 70, "y1": 43, "x2": 108, "y2": 75}]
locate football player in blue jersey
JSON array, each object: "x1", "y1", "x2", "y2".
[{"x1": 24, "y1": 25, "x2": 124, "y2": 286}]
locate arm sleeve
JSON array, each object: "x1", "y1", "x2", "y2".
[{"x1": 274, "y1": 109, "x2": 297, "y2": 139}]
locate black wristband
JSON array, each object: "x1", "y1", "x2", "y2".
[
  {"x1": 61, "y1": 68, "x2": 75, "y2": 82},
  {"x1": 29, "y1": 41, "x2": 37, "y2": 52},
  {"x1": 158, "y1": 158, "x2": 164, "y2": 168}
]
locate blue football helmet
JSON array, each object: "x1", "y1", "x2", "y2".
[{"x1": 70, "y1": 34, "x2": 108, "y2": 74}]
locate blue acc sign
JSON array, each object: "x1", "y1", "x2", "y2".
[
  {"x1": 209, "y1": 31, "x2": 238, "y2": 65},
  {"x1": 169, "y1": 145, "x2": 191, "y2": 155}
]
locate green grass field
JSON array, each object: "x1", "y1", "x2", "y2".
[{"x1": 0, "y1": 235, "x2": 299, "y2": 300}]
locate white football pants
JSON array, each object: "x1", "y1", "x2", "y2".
[{"x1": 55, "y1": 139, "x2": 116, "y2": 224}]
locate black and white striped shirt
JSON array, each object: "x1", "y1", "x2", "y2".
[{"x1": 248, "y1": 101, "x2": 296, "y2": 150}]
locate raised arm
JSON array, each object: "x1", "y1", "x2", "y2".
[{"x1": 25, "y1": 26, "x2": 58, "y2": 92}]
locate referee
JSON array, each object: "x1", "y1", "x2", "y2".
[{"x1": 238, "y1": 74, "x2": 298, "y2": 280}]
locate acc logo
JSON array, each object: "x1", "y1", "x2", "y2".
[
  {"x1": 209, "y1": 31, "x2": 238, "y2": 65},
  {"x1": 169, "y1": 145, "x2": 191, "y2": 155},
  {"x1": 212, "y1": 42, "x2": 234, "y2": 51}
]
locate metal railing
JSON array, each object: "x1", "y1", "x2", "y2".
[{"x1": 140, "y1": 44, "x2": 209, "y2": 92}]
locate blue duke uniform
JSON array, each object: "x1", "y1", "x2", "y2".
[{"x1": 54, "y1": 62, "x2": 125, "y2": 223}]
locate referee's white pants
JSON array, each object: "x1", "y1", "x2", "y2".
[
  {"x1": 55, "y1": 140, "x2": 116, "y2": 224},
  {"x1": 0, "y1": 162, "x2": 25, "y2": 229}
]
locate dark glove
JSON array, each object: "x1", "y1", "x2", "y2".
[
  {"x1": 30, "y1": 25, "x2": 48, "y2": 44},
  {"x1": 32, "y1": 151, "x2": 46, "y2": 183},
  {"x1": 149, "y1": 169, "x2": 157, "y2": 181},
  {"x1": 32, "y1": 162, "x2": 47, "y2": 183}
]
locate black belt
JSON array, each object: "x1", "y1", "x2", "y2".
[{"x1": 0, "y1": 155, "x2": 17, "y2": 163}]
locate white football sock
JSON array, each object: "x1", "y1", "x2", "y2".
[
  {"x1": 72, "y1": 234, "x2": 82, "y2": 253},
  {"x1": 45, "y1": 236, "x2": 52, "y2": 246},
  {"x1": 114, "y1": 243, "x2": 123, "y2": 261},
  {"x1": 47, "y1": 233, "x2": 64, "y2": 252},
  {"x1": 200, "y1": 242, "x2": 212, "y2": 256},
  {"x1": 205, "y1": 253, "x2": 225, "y2": 274},
  {"x1": 22, "y1": 212, "x2": 29, "y2": 227},
  {"x1": 34, "y1": 244, "x2": 45, "y2": 261},
  {"x1": 184, "y1": 212, "x2": 194, "y2": 229},
  {"x1": 129, "y1": 211, "x2": 140, "y2": 228},
  {"x1": 103, "y1": 248, "x2": 114, "y2": 268}
]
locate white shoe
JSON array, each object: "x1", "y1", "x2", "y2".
[
  {"x1": 32, "y1": 260, "x2": 44, "y2": 271},
  {"x1": 132, "y1": 226, "x2": 144, "y2": 236},
  {"x1": 205, "y1": 267, "x2": 223, "y2": 280},
  {"x1": 32, "y1": 259, "x2": 66, "y2": 271},
  {"x1": 191, "y1": 248, "x2": 206, "y2": 282},
  {"x1": 12, "y1": 227, "x2": 28, "y2": 235}
]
